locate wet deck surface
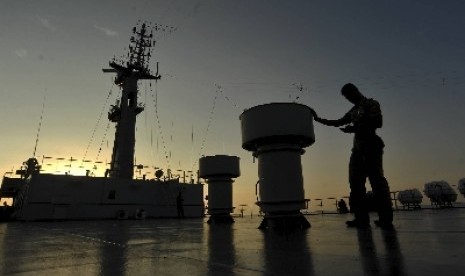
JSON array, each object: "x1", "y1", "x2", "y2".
[{"x1": 1, "y1": 209, "x2": 465, "y2": 275}]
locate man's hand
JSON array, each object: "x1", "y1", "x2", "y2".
[{"x1": 340, "y1": 125, "x2": 355, "y2": 133}]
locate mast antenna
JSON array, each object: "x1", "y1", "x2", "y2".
[
  {"x1": 102, "y1": 22, "x2": 164, "y2": 179},
  {"x1": 103, "y1": 22, "x2": 161, "y2": 84}
]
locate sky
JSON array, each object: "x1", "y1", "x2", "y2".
[{"x1": 1, "y1": 0, "x2": 465, "y2": 210}]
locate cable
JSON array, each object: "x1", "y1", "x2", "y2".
[
  {"x1": 149, "y1": 80, "x2": 170, "y2": 169},
  {"x1": 93, "y1": 121, "x2": 111, "y2": 173},
  {"x1": 32, "y1": 95, "x2": 46, "y2": 157},
  {"x1": 81, "y1": 83, "x2": 114, "y2": 166},
  {"x1": 191, "y1": 87, "x2": 219, "y2": 170}
]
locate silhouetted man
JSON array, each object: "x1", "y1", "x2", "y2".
[
  {"x1": 176, "y1": 191, "x2": 185, "y2": 218},
  {"x1": 338, "y1": 199, "x2": 349, "y2": 214},
  {"x1": 312, "y1": 83, "x2": 393, "y2": 229}
]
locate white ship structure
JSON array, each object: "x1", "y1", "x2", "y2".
[
  {"x1": 458, "y1": 178, "x2": 465, "y2": 198},
  {"x1": 397, "y1": 188, "x2": 423, "y2": 209},
  {"x1": 424, "y1": 181, "x2": 458, "y2": 208},
  {"x1": 0, "y1": 23, "x2": 204, "y2": 221}
]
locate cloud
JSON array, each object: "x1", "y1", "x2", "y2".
[
  {"x1": 36, "y1": 16, "x2": 56, "y2": 32},
  {"x1": 14, "y1": 49, "x2": 28, "y2": 58},
  {"x1": 94, "y1": 25, "x2": 119, "y2": 37}
]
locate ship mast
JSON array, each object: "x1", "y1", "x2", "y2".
[{"x1": 103, "y1": 23, "x2": 160, "y2": 179}]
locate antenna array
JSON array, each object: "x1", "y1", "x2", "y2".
[{"x1": 110, "y1": 23, "x2": 155, "y2": 76}]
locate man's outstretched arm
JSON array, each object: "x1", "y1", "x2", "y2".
[{"x1": 311, "y1": 108, "x2": 352, "y2": 127}]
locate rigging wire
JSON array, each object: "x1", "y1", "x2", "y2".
[
  {"x1": 215, "y1": 83, "x2": 240, "y2": 110},
  {"x1": 144, "y1": 81, "x2": 156, "y2": 166},
  {"x1": 191, "y1": 87, "x2": 219, "y2": 171},
  {"x1": 190, "y1": 124, "x2": 194, "y2": 173},
  {"x1": 291, "y1": 82, "x2": 310, "y2": 102},
  {"x1": 93, "y1": 121, "x2": 111, "y2": 172},
  {"x1": 33, "y1": 95, "x2": 46, "y2": 157},
  {"x1": 164, "y1": 72, "x2": 244, "y2": 111},
  {"x1": 81, "y1": 83, "x2": 114, "y2": 166},
  {"x1": 149, "y1": 80, "x2": 171, "y2": 169}
]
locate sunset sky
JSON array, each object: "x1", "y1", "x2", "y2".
[{"x1": 1, "y1": 0, "x2": 465, "y2": 210}]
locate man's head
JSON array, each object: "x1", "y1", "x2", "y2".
[{"x1": 341, "y1": 83, "x2": 364, "y2": 104}]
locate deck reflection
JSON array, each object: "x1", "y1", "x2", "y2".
[
  {"x1": 356, "y1": 228, "x2": 405, "y2": 276},
  {"x1": 263, "y1": 230, "x2": 314, "y2": 275},
  {"x1": 207, "y1": 224, "x2": 235, "y2": 276},
  {"x1": 0, "y1": 209, "x2": 465, "y2": 275}
]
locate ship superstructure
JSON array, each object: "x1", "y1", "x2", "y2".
[{"x1": 0, "y1": 23, "x2": 204, "y2": 221}]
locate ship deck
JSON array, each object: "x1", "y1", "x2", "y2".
[{"x1": 1, "y1": 208, "x2": 464, "y2": 275}]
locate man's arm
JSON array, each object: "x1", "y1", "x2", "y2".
[{"x1": 311, "y1": 108, "x2": 353, "y2": 127}]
